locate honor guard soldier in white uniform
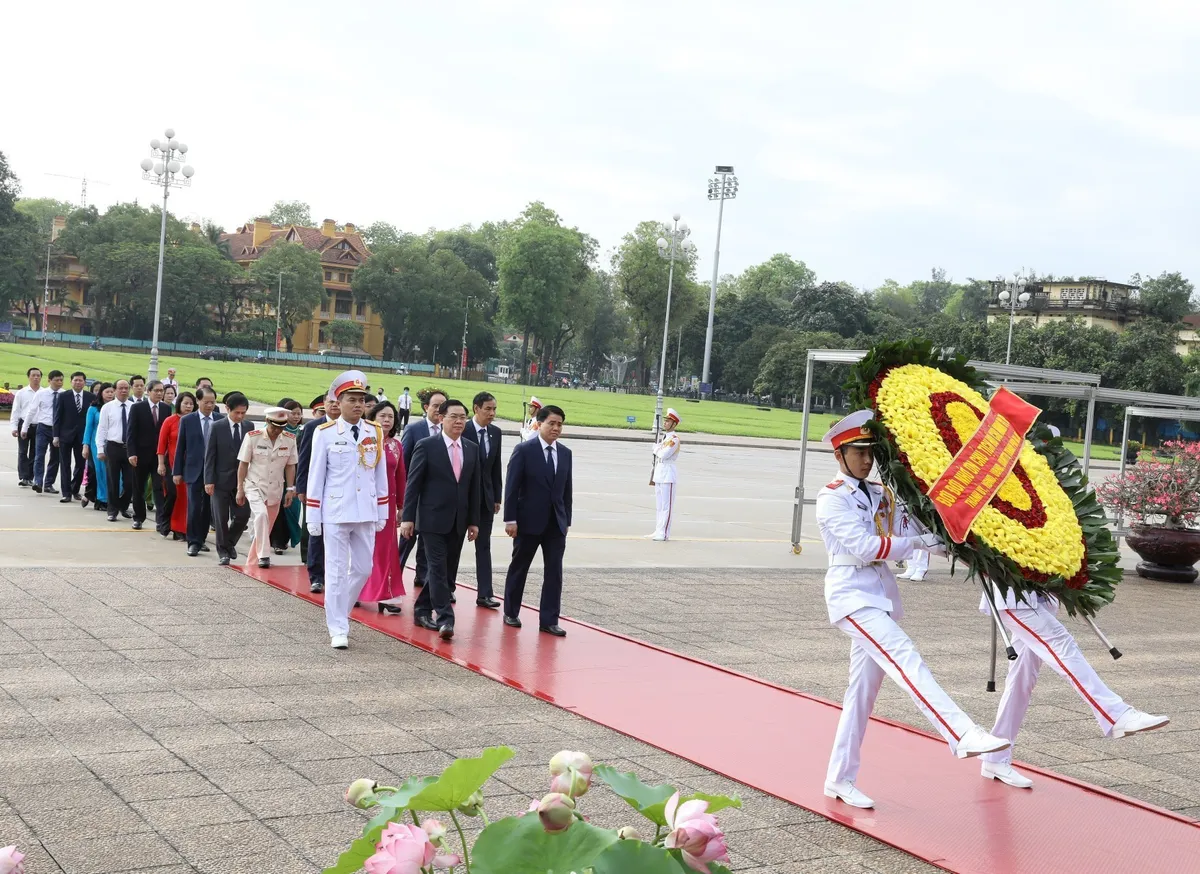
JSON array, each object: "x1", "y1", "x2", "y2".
[
  {"x1": 237, "y1": 407, "x2": 298, "y2": 569},
  {"x1": 977, "y1": 581, "x2": 1168, "y2": 789},
  {"x1": 649, "y1": 408, "x2": 681, "y2": 541},
  {"x1": 818, "y1": 410, "x2": 1011, "y2": 810},
  {"x1": 306, "y1": 371, "x2": 390, "y2": 649},
  {"x1": 519, "y1": 396, "x2": 543, "y2": 443}
]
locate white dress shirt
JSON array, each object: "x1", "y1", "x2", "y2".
[
  {"x1": 27, "y1": 386, "x2": 60, "y2": 428},
  {"x1": 96, "y1": 398, "x2": 133, "y2": 447},
  {"x1": 473, "y1": 420, "x2": 491, "y2": 456},
  {"x1": 12, "y1": 386, "x2": 38, "y2": 432},
  {"x1": 397, "y1": 392, "x2": 412, "y2": 411}
]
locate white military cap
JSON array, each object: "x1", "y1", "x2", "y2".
[
  {"x1": 821, "y1": 409, "x2": 877, "y2": 450},
  {"x1": 666, "y1": 408, "x2": 681, "y2": 424},
  {"x1": 528, "y1": 396, "x2": 542, "y2": 410},
  {"x1": 330, "y1": 370, "x2": 369, "y2": 399},
  {"x1": 263, "y1": 407, "x2": 289, "y2": 425}
]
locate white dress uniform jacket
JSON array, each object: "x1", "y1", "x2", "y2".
[
  {"x1": 816, "y1": 475, "x2": 922, "y2": 624},
  {"x1": 305, "y1": 417, "x2": 390, "y2": 526},
  {"x1": 652, "y1": 432, "x2": 680, "y2": 484}
]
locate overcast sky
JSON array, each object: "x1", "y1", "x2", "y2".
[{"x1": 7, "y1": 0, "x2": 1199, "y2": 290}]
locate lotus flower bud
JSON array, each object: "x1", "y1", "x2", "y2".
[
  {"x1": 617, "y1": 826, "x2": 643, "y2": 841},
  {"x1": 344, "y1": 779, "x2": 378, "y2": 809},
  {"x1": 421, "y1": 819, "x2": 447, "y2": 845},
  {"x1": 548, "y1": 750, "x2": 593, "y2": 778},
  {"x1": 457, "y1": 789, "x2": 484, "y2": 816},
  {"x1": 550, "y1": 769, "x2": 591, "y2": 798},
  {"x1": 537, "y1": 792, "x2": 576, "y2": 833}
]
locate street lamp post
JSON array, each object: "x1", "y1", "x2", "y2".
[
  {"x1": 138, "y1": 128, "x2": 194, "y2": 382},
  {"x1": 460, "y1": 296, "x2": 474, "y2": 373},
  {"x1": 40, "y1": 232, "x2": 53, "y2": 345},
  {"x1": 654, "y1": 214, "x2": 695, "y2": 442},
  {"x1": 997, "y1": 276, "x2": 1032, "y2": 365},
  {"x1": 701, "y1": 166, "x2": 737, "y2": 399},
  {"x1": 275, "y1": 271, "x2": 284, "y2": 358}
]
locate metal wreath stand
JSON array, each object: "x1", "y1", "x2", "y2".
[{"x1": 789, "y1": 349, "x2": 1200, "y2": 690}]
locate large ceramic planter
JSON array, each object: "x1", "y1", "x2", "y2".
[{"x1": 1125, "y1": 525, "x2": 1200, "y2": 583}]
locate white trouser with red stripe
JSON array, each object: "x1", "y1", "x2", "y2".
[
  {"x1": 653, "y1": 482, "x2": 676, "y2": 540},
  {"x1": 982, "y1": 605, "x2": 1132, "y2": 765},
  {"x1": 827, "y1": 607, "x2": 977, "y2": 784},
  {"x1": 322, "y1": 521, "x2": 375, "y2": 638}
]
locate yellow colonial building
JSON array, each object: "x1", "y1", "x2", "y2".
[
  {"x1": 220, "y1": 218, "x2": 384, "y2": 357},
  {"x1": 27, "y1": 216, "x2": 95, "y2": 335},
  {"x1": 984, "y1": 279, "x2": 1139, "y2": 333}
]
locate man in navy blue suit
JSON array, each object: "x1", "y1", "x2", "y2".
[
  {"x1": 502, "y1": 404, "x2": 572, "y2": 637},
  {"x1": 53, "y1": 370, "x2": 92, "y2": 501},
  {"x1": 172, "y1": 386, "x2": 224, "y2": 556},
  {"x1": 399, "y1": 388, "x2": 447, "y2": 592}
]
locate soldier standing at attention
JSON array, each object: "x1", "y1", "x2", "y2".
[
  {"x1": 305, "y1": 372, "x2": 390, "y2": 649},
  {"x1": 649, "y1": 408, "x2": 681, "y2": 541},
  {"x1": 519, "y1": 396, "x2": 543, "y2": 443},
  {"x1": 238, "y1": 407, "x2": 298, "y2": 569},
  {"x1": 818, "y1": 410, "x2": 1010, "y2": 810}
]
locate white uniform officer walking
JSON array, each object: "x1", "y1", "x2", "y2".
[
  {"x1": 977, "y1": 584, "x2": 1168, "y2": 789},
  {"x1": 237, "y1": 406, "x2": 298, "y2": 569},
  {"x1": 649, "y1": 408, "x2": 681, "y2": 541},
  {"x1": 818, "y1": 410, "x2": 1010, "y2": 810},
  {"x1": 305, "y1": 372, "x2": 389, "y2": 649},
  {"x1": 519, "y1": 397, "x2": 543, "y2": 443}
]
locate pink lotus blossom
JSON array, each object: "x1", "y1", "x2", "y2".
[
  {"x1": 548, "y1": 750, "x2": 593, "y2": 798},
  {"x1": 663, "y1": 792, "x2": 730, "y2": 873},
  {"x1": 0, "y1": 846, "x2": 24, "y2": 874},
  {"x1": 363, "y1": 822, "x2": 459, "y2": 873},
  {"x1": 537, "y1": 792, "x2": 576, "y2": 833}
]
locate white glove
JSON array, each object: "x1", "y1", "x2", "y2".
[
  {"x1": 374, "y1": 519, "x2": 387, "y2": 533},
  {"x1": 916, "y1": 532, "x2": 947, "y2": 557},
  {"x1": 307, "y1": 523, "x2": 322, "y2": 537}
]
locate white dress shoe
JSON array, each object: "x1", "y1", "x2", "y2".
[
  {"x1": 955, "y1": 725, "x2": 1011, "y2": 759},
  {"x1": 895, "y1": 569, "x2": 913, "y2": 580},
  {"x1": 823, "y1": 780, "x2": 874, "y2": 809},
  {"x1": 982, "y1": 761, "x2": 1033, "y2": 788},
  {"x1": 1112, "y1": 709, "x2": 1169, "y2": 739},
  {"x1": 330, "y1": 635, "x2": 349, "y2": 650},
  {"x1": 908, "y1": 572, "x2": 926, "y2": 582},
  {"x1": 651, "y1": 535, "x2": 666, "y2": 541}
]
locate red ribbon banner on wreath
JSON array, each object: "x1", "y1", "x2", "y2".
[{"x1": 928, "y1": 386, "x2": 1043, "y2": 543}]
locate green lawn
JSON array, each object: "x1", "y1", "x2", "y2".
[{"x1": 0, "y1": 342, "x2": 1127, "y2": 457}]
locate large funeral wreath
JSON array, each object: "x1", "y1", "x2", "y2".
[{"x1": 847, "y1": 341, "x2": 1120, "y2": 617}]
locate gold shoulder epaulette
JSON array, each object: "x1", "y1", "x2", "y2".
[
  {"x1": 247, "y1": 429, "x2": 262, "y2": 436},
  {"x1": 318, "y1": 420, "x2": 337, "y2": 430}
]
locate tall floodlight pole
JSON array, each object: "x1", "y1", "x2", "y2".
[
  {"x1": 40, "y1": 233, "x2": 53, "y2": 345},
  {"x1": 997, "y1": 273, "x2": 1031, "y2": 365},
  {"x1": 654, "y1": 214, "x2": 696, "y2": 442},
  {"x1": 138, "y1": 128, "x2": 194, "y2": 382},
  {"x1": 702, "y1": 166, "x2": 737, "y2": 399},
  {"x1": 460, "y1": 296, "x2": 474, "y2": 373}
]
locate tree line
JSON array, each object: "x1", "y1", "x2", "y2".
[{"x1": 2, "y1": 151, "x2": 1197, "y2": 403}]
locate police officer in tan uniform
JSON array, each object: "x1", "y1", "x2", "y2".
[{"x1": 237, "y1": 407, "x2": 298, "y2": 569}]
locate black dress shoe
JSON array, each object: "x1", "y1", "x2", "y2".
[
  {"x1": 218, "y1": 556, "x2": 231, "y2": 566},
  {"x1": 120, "y1": 510, "x2": 132, "y2": 519},
  {"x1": 173, "y1": 533, "x2": 186, "y2": 541},
  {"x1": 476, "y1": 597, "x2": 500, "y2": 609},
  {"x1": 107, "y1": 514, "x2": 117, "y2": 522},
  {"x1": 378, "y1": 603, "x2": 403, "y2": 615},
  {"x1": 309, "y1": 581, "x2": 325, "y2": 594},
  {"x1": 414, "y1": 614, "x2": 439, "y2": 631},
  {"x1": 31, "y1": 484, "x2": 42, "y2": 493},
  {"x1": 438, "y1": 624, "x2": 454, "y2": 640},
  {"x1": 187, "y1": 545, "x2": 199, "y2": 557},
  {"x1": 257, "y1": 558, "x2": 270, "y2": 568},
  {"x1": 449, "y1": 593, "x2": 456, "y2": 604},
  {"x1": 199, "y1": 544, "x2": 211, "y2": 552},
  {"x1": 503, "y1": 615, "x2": 522, "y2": 629},
  {"x1": 273, "y1": 547, "x2": 284, "y2": 555},
  {"x1": 132, "y1": 521, "x2": 143, "y2": 530},
  {"x1": 18, "y1": 480, "x2": 29, "y2": 488},
  {"x1": 414, "y1": 579, "x2": 425, "y2": 588},
  {"x1": 539, "y1": 624, "x2": 567, "y2": 637},
  {"x1": 59, "y1": 496, "x2": 73, "y2": 503},
  {"x1": 72, "y1": 493, "x2": 81, "y2": 501},
  {"x1": 81, "y1": 497, "x2": 91, "y2": 508},
  {"x1": 44, "y1": 486, "x2": 58, "y2": 495},
  {"x1": 228, "y1": 548, "x2": 238, "y2": 560}
]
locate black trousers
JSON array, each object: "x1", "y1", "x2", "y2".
[
  {"x1": 155, "y1": 469, "x2": 175, "y2": 536},
  {"x1": 503, "y1": 523, "x2": 567, "y2": 627},
  {"x1": 398, "y1": 533, "x2": 431, "y2": 587},
  {"x1": 185, "y1": 478, "x2": 212, "y2": 548},
  {"x1": 474, "y1": 507, "x2": 495, "y2": 600},
  {"x1": 15, "y1": 419, "x2": 34, "y2": 482},
  {"x1": 132, "y1": 459, "x2": 159, "y2": 524},
  {"x1": 83, "y1": 453, "x2": 100, "y2": 505},
  {"x1": 414, "y1": 528, "x2": 466, "y2": 627},
  {"x1": 397, "y1": 408, "x2": 410, "y2": 429},
  {"x1": 104, "y1": 441, "x2": 136, "y2": 516},
  {"x1": 210, "y1": 487, "x2": 250, "y2": 559},
  {"x1": 58, "y1": 438, "x2": 85, "y2": 497}
]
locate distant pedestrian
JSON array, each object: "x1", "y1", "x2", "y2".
[
  {"x1": 54, "y1": 370, "x2": 92, "y2": 502},
  {"x1": 11, "y1": 367, "x2": 41, "y2": 488},
  {"x1": 396, "y1": 387, "x2": 412, "y2": 429},
  {"x1": 649, "y1": 408, "x2": 681, "y2": 541},
  {"x1": 96, "y1": 379, "x2": 136, "y2": 521},
  {"x1": 29, "y1": 369, "x2": 64, "y2": 494}
]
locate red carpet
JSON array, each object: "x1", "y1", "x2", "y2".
[{"x1": 236, "y1": 564, "x2": 1200, "y2": 874}]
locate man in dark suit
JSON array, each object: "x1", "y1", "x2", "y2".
[
  {"x1": 400, "y1": 398, "x2": 480, "y2": 640},
  {"x1": 461, "y1": 391, "x2": 502, "y2": 608},
  {"x1": 173, "y1": 387, "x2": 223, "y2": 556},
  {"x1": 502, "y1": 404, "x2": 572, "y2": 637},
  {"x1": 398, "y1": 388, "x2": 447, "y2": 591},
  {"x1": 126, "y1": 379, "x2": 172, "y2": 531},
  {"x1": 204, "y1": 391, "x2": 252, "y2": 566},
  {"x1": 296, "y1": 392, "x2": 337, "y2": 593},
  {"x1": 53, "y1": 370, "x2": 92, "y2": 502}
]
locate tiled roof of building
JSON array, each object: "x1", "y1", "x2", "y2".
[{"x1": 221, "y1": 222, "x2": 371, "y2": 267}]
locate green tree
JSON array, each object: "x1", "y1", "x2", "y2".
[
  {"x1": 944, "y1": 279, "x2": 992, "y2": 321},
  {"x1": 733, "y1": 253, "x2": 816, "y2": 301},
  {"x1": 247, "y1": 243, "x2": 325, "y2": 352},
  {"x1": 361, "y1": 221, "x2": 410, "y2": 250},
  {"x1": 0, "y1": 154, "x2": 41, "y2": 319},
  {"x1": 266, "y1": 200, "x2": 313, "y2": 227},
  {"x1": 754, "y1": 331, "x2": 846, "y2": 400},
  {"x1": 327, "y1": 319, "x2": 364, "y2": 350},
  {"x1": 1133, "y1": 271, "x2": 1194, "y2": 324},
  {"x1": 790, "y1": 281, "x2": 869, "y2": 336},
  {"x1": 723, "y1": 324, "x2": 794, "y2": 394},
  {"x1": 14, "y1": 197, "x2": 74, "y2": 234}
]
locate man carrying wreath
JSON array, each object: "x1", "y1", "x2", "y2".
[{"x1": 817, "y1": 410, "x2": 1011, "y2": 810}]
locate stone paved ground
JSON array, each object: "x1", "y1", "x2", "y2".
[
  {"x1": 565, "y1": 566, "x2": 1200, "y2": 820},
  {"x1": 0, "y1": 566, "x2": 940, "y2": 874}
]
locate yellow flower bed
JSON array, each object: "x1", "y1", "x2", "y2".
[{"x1": 874, "y1": 364, "x2": 1084, "y2": 580}]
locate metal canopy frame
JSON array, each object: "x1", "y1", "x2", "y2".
[
  {"x1": 1112, "y1": 406, "x2": 1200, "y2": 532},
  {"x1": 790, "y1": 350, "x2": 1101, "y2": 553}
]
